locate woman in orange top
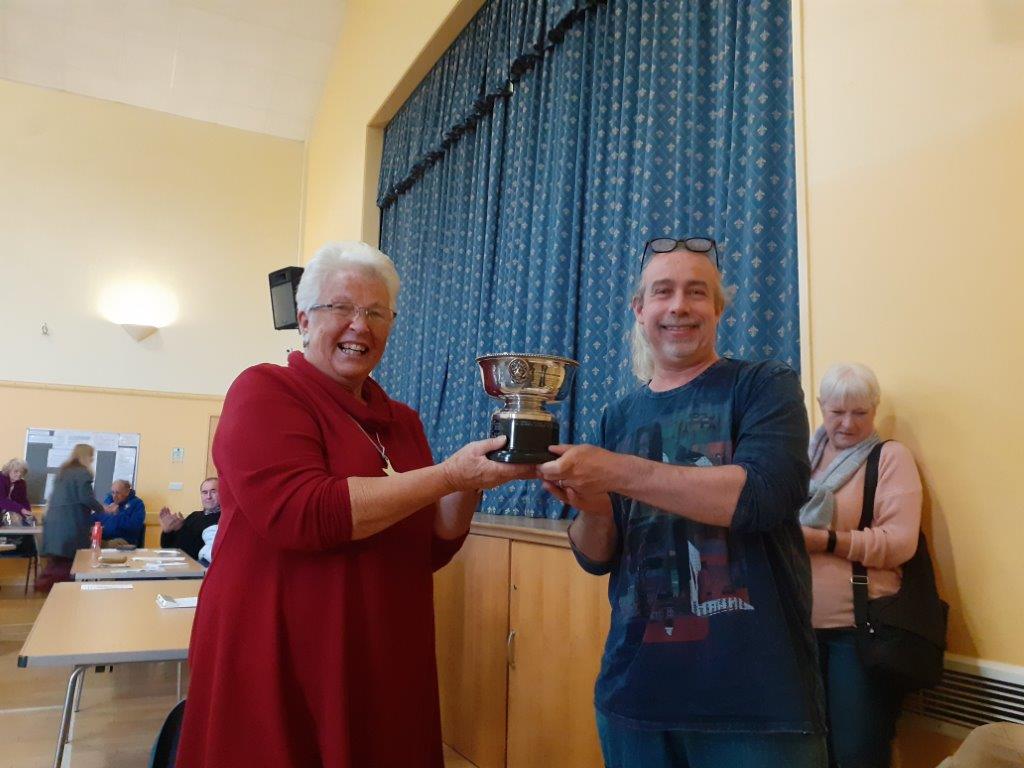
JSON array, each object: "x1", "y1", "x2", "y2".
[{"x1": 800, "y1": 362, "x2": 923, "y2": 768}]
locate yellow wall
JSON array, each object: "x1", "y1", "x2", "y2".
[
  {"x1": 0, "y1": 79, "x2": 304, "y2": 579},
  {"x1": 0, "y1": 380, "x2": 221, "y2": 580},
  {"x1": 0, "y1": 79, "x2": 305, "y2": 395},
  {"x1": 799, "y1": 0, "x2": 1024, "y2": 667},
  {"x1": 0, "y1": 381, "x2": 220, "y2": 515},
  {"x1": 303, "y1": 0, "x2": 484, "y2": 253}
]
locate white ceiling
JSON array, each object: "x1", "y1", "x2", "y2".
[{"x1": 0, "y1": 0, "x2": 346, "y2": 141}]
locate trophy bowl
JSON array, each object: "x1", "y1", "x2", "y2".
[{"x1": 476, "y1": 353, "x2": 579, "y2": 463}]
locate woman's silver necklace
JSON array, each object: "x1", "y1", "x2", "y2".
[
  {"x1": 342, "y1": 413, "x2": 398, "y2": 476},
  {"x1": 371, "y1": 431, "x2": 398, "y2": 477}
]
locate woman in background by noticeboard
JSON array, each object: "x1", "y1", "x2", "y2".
[{"x1": 36, "y1": 443, "x2": 104, "y2": 592}]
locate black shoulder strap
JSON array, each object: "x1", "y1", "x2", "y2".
[{"x1": 852, "y1": 441, "x2": 888, "y2": 629}]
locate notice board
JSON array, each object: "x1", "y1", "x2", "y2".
[{"x1": 23, "y1": 428, "x2": 141, "y2": 506}]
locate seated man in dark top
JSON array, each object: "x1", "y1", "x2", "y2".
[{"x1": 159, "y1": 477, "x2": 220, "y2": 560}]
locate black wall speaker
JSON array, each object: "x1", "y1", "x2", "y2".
[{"x1": 269, "y1": 266, "x2": 304, "y2": 330}]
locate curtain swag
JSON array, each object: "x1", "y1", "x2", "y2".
[{"x1": 377, "y1": 0, "x2": 607, "y2": 208}]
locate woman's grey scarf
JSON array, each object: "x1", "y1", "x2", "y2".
[{"x1": 799, "y1": 426, "x2": 881, "y2": 529}]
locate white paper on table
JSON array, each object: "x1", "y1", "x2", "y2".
[
  {"x1": 81, "y1": 583, "x2": 134, "y2": 591},
  {"x1": 143, "y1": 563, "x2": 188, "y2": 571},
  {"x1": 132, "y1": 556, "x2": 186, "y2": 563},
  {"x1": 156, "y1": 594, "x2": 198, "y2": 609}
]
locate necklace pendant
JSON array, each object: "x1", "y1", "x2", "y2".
[{"x1": 382, "y1": 458, "x2": 398, "y2": 477}]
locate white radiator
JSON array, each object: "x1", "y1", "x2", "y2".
[{"x1": 901, "y1": 653, "x2": 1024, "y2": 740}]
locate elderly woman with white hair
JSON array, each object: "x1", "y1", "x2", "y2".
[
  {"x1": 177, "y1": 242, "x2": 532, "y2": 768},
  {"x1": 799, "y1": 362, "x2": 923, "y2": 768},
  {"x1": 0, "y1": 458, "x2": 32, "y2": 522},
  {"x1": 0, "y1": 459, "x2": 37, "y2": 561}
]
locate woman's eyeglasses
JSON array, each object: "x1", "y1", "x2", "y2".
[
  {"x1": 640, "y1": 236, "x2": 719, "y2": 271},
  {"x1": 308, "y1": 302, "x2": 397, "y2": 328}
]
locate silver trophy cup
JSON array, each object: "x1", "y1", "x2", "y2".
[{"x1": 477, "y1": 353, "x2": 579, "y2": 463}]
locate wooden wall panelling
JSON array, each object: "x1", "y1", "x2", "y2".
[
  {"x1": 434, "y1": 533, "x2": 511, "y2": 768},
  {"x1": 506, "y1": 541, "x2": 610, "y2": 768}
]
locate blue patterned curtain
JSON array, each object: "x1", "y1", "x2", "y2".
[{"x1": 377, "y1": 0, "x2": 799, "y2": 518}]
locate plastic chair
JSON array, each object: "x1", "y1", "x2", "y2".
[{"x1": 149, "y1": 699, "x2": 186, "y2": 768}]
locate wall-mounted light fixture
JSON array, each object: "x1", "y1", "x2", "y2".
[
  {"x1": 98, "y1": 280, "x2": 179, "y2": 342},
  {"x1": 120, "y1": 324, "x2": 159, "y2": 341}
]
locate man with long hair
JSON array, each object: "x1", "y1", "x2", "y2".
[{"x1": 538, "y1": 238, "x2": 826, "y2": 768}]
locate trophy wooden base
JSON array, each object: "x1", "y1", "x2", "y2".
[{"x1": 486, "y1": 414, "x2": 558, "y2": 464}]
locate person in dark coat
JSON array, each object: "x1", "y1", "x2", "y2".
[{"x1": 37, "y1": 443, "x2": 104, "y2": 592}]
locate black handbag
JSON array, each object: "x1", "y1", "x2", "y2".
[{"x1": 851, "y1": 442, "x2": 949, "y2": 692}]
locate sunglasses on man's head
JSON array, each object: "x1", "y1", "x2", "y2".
[{"x1": 640, "y1": 236, "x2": 719, "y2": 271}]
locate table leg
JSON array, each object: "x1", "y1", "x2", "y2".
[
  {"x1": 73, "y1": 669, "x2": 85, "y2": 712},
  {"x1": 54, "y1": 665, "x2": 87, "y2": 768}
]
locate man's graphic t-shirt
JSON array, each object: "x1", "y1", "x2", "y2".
[{"x1": 574, "y1": 358, "x2": 824, "y2": 734}]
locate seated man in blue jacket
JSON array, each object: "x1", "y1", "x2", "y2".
[{"x1": 91, "y1": 479, "x2": 146, "y2": 546}]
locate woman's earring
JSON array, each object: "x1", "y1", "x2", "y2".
[{"x1": 301, "y1": 334, "x2": 309, "y2": 349}]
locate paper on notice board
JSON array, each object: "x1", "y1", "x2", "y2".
[
  {"x1": 27, "y1": 429, "x2": 53, "y2": 444},
  {"x1": 92, "y1": 433, "x2": 119, "y2": 452},
  {"x1": 46, "y1": 448, "x2": 71, "y2": 469},
  {"x1": 113, "y1": 447, "x2": 136, "y2": 483}
]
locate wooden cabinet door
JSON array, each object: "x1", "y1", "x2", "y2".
[
  {"x1": 434, "y1": 534, "x2": 511, "y2": 768},
  {"x1": 507, "y1": 541, "x2": 610, "y2": 768}
]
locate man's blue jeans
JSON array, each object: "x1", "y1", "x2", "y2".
[
  {"x1": 596, "y1": 711, "x2": 828, "y2": 768},
  {"x1": 817, "y1": 628, "x2": 905, "y2": 768}
]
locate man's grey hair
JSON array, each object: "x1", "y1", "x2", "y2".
[
  {"x1": 818, "y1": 362, "x2": 881, "y2": 409},
  {"x1": 113, "y1": 479, "x2": 131, "y2": 491},
  {"x1": 295, "y1": 241, "x2": 401, "y2": 315},
  {"x1": 628, "y1": 252, "x2": 733, "y2": 382}
]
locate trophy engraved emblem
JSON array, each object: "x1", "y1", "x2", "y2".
[
  {"x1": 476, "y1": 353, "x2": 579, "y2": 464},
  {"x1": 507, "y1": 357, "x2": 531, "y2": 384}
]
